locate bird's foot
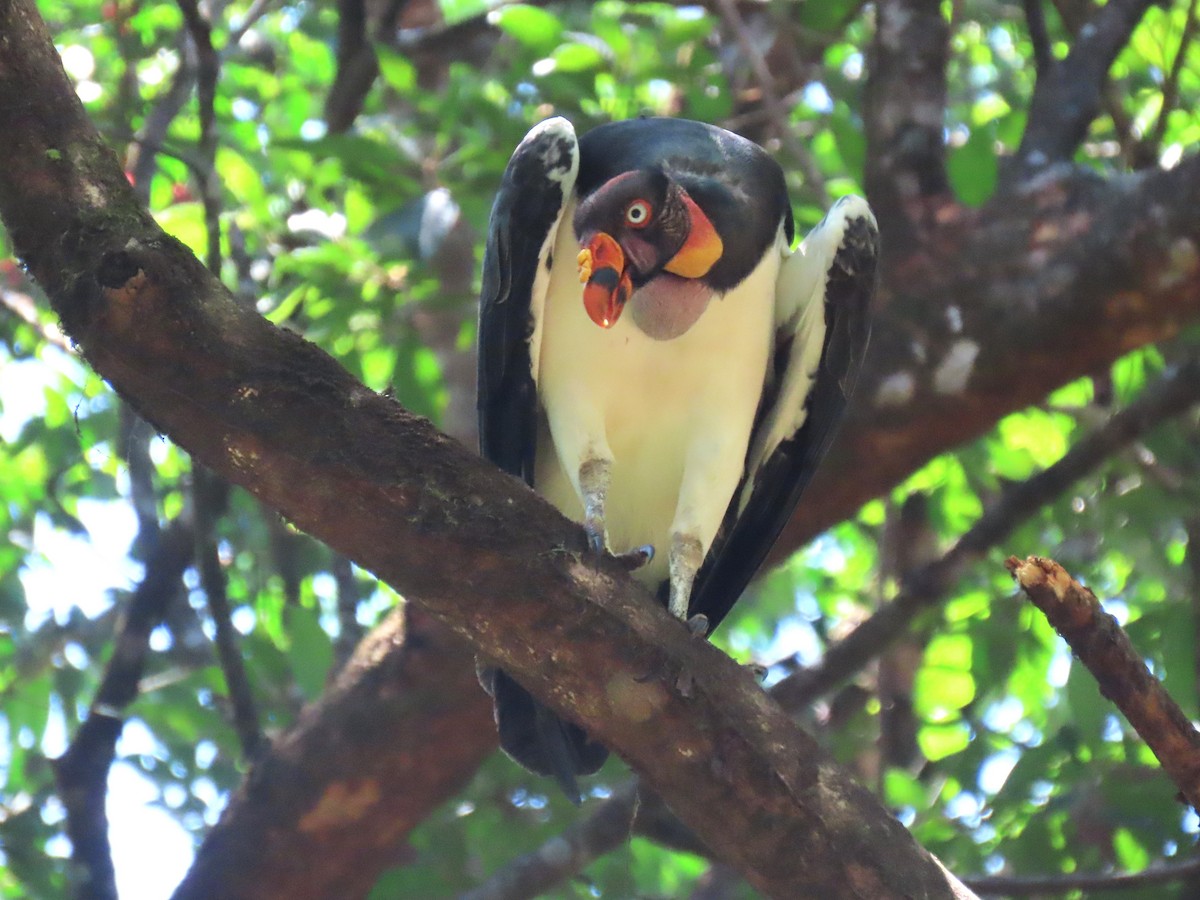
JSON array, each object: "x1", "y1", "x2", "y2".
[
  {"x1": 583, "y1": 518, "x2": 606, "y2": 555},
  {"x1": 668, "y1": 533, "x2": 703, "y2": 620},
  {"x1": 579, "y1": 458, "x2": 612, "y2": 556},
  {"x1": 613, "y1": 544, "x2": 654, "y2": 571},
  {"x1": 686, "y1": 613, "x2": 709, "y2": 637},
  {"x1": 744, "y1": 661, "x2": 768, "y2": 682}
]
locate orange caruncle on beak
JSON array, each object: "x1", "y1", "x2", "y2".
[
  {"x1": 578, "y1": 232, "x2": 632, "y2": 329},
  {"x1": 664, "y1": 192, "x2": 723, "y2": 279}
]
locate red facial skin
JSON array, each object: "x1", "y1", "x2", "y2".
[
  {"x1": 575, "y1": 185, "x2": 723, "y2": 330},
  {"x1": 579, "y1": 232, "x2": 633, "y2": 328}
]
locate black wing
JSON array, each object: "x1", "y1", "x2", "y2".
[
  {"x1": 687, "y1": 196, "x2": 879, "y2": 629},
  {"x1": 477, "y1": 119, "x2": 607, "y2": 802},
  {"x1": 478, "y1": 117, "x2": 578, "y2": 483}
]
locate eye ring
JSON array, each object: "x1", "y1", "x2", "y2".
[{"x1": 625, "y1": 200, "x2": 652, "y2": 228}]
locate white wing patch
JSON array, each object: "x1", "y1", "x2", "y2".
[
  {"x1": 522, "y1": 117, "x2": 579, "y2": 386},
  {"x1": 741, "y1": 196, "x2": 876, "y2": 510}
]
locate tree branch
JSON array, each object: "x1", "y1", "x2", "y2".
[
  {"x1": 1007, "y1": 556, "x2": 1200, "y2": 810},
  {"x1": 966, "y1": 854, "x2": 1200, "y2": 896},
  {"x1": 325, "y1": 0, "x2": 378, "y2": 133},
  {"x1": 1016, "y1": 0, "x2": 1157, "y2": 173},
  {"x1": 1023, "y1": 0, "x2": 1054, "y2": 76},
  {"x1": 193, "y1": 467, "x2": 264, "y2": 758},
  {"x1": 52, "y1": 521, "x2": 194, "y2": 900},
  {"x1": 325, "y1": 0, "x2": 413, "y2": 133},
  {"x1": 5, "y1": 0, "x2": 1200, "y2": 892},
  {"x1": 863, "y1": 0, "x2": 952, "y2": 257},
  {"x1": 0, "y1": 5, "x2": 975, "y2": 898},
  {"x1": 713, "y1": 0, "x2": 829, "y2": 205},
  {"x1": 176, "y1": 608, "x2": 495, "y2": 899},
  {"x1": 1, "y1": 285, "x2": 71, "y2": 351}
]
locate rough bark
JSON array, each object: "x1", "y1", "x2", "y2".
[{"x1": 176, "y1": 609, "x2": 494, "y2": 899}]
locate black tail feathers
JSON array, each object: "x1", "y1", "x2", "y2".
[{"x1": 484, "y1": 668, "x2": 608, "y2": 803}]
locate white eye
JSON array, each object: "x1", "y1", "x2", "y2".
[{"x1": 625, "y1": 200, "x2": 651, "y2": 226}]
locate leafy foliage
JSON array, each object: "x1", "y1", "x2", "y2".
[{"x1": 1, "y1": 0, "x2": 1199, "y2": 897}]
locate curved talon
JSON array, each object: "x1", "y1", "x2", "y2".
[
  {"x1": 584, "y1": 521, "x2": 606, "y2": 555},
  {"x1": 686, "y1": 613, "x2": 709, "y2": 637},
  {"x1": 745, "y1": 662, "x2": 768, "y2": 682},
  {"x1": 676, "y1": 669, "x2": 696, "y2": 698},
  {"x1": 614, "y1": 544, "x2": 655, "y2": 571}
]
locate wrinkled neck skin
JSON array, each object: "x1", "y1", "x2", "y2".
[{"x1": 627, "y1": 274, "x2": 714, "y2": 341}]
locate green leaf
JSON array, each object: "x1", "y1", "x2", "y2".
[
  {"x1": 286, "y1": 605, "x2": 333, "y2": 701},
  {"x1": 377, "y1": 47, "x2": 417, "y2": 94},
  {"x1": 492, "y1": 5, "x2": 563, "y2": 50},
  {"x1": 883, "y1": 768, "x2": 928, "y2": 809},
  {"x1": 438, "y1": 0, "x2": 490, "y2": 25},
  {"x1": 829, "y1": 105, "x2": 866, "y2": 178},
  {"x1": 1065, "y1": 659, "x2": 1108, "y2": 742},
  {"x1": 915, "y1": 668, "x2": 976, "y2": 721},
  {"x1": 918, "y1": 722, "x2": 971, "y2": 761},
  {"x1": 549, "y1": 41, "x2": 605, "y2": 73},
  {"x1": 947, "y1": 125, "x2": 998, "y2": 207}
]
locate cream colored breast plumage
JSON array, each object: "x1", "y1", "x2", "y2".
[{"x1": 534, "y1": 208, "x2": 781, "y2": 588}]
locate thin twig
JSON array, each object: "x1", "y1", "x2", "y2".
[
  {"x1": 331, "y1": 553, "x2": 364, "y2": 673},
  {"x1": 176, "y1": 0, "x2": 221, "y2": 274},
  {"x1": 128, "y1": 34, "x2": 197, "y2": 201},
  {"x1": 193, "y1": 467, "x2": 264, "y2": 757},
  {"x1": 967, "y1": 854, "x2": 1200, "y2": 896},
  {"x1": 1023, "y1": 0, "x2": 1053, "y2": 76},
  {"x1": 174, "y1": 1, "x2": 265, "y2": 754},
  {"x1": 0, "y1": 286, "x2": 71, "y2": 352},
  {"x1": 53, "y1": 521, "x2": 194, "y2": 900},
  {"x1": 1016, "y1": 0, "x2": 1157, "y2": 172},
  {"x1": 227, "y1": 0, "x2": 276, "y2": 47},
  {"x1": 458, "y1": 782, "x2": 642, "y2": 900},
  {"x1": 1008, "y1": 556, "x2": 1200, "y2": 809},
  {"x1": 713, "y1": 0, "x2": 829, "y2": 204},
  {"x1": 1146, "y1": 0, "x2": 1200, "y2": 151}
]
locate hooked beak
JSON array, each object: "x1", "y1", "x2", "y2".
[{"x1": 577, "y1": 232, "x2": 633, "y2": 329}]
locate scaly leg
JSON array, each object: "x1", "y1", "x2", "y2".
[
  {"x1": 578, "y1": 457, "x2": 611, "y2": 554},
  {"x1": 667, "y1": 429, "x2": 753, "y2": 633},
  {"x1": 669, "y1": 532, "x2": 707, "y2": 632}
]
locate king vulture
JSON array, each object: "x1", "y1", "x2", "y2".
[{"x1": 477, "y1": 116, "x2": 878, "y2": 800}]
